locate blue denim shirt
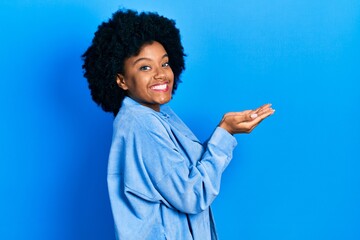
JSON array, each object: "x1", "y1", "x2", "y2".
[{"x1": 107, "y1": 97, "x2": 237, "y2": 239}]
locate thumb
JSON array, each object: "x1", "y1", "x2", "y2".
[{"x1": 249, "y1": 111, "x2": 258, "y2": 121}]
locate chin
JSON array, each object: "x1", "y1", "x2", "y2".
[{"x1": 158, "y1": 96, "x2": 172, "y2": 105}]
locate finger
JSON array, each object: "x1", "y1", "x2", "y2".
[
  {"x1": 249, "y1": 108, "x2": 274, "y2": 122},
  {"x1": 245, "y1": 109, "x2": 274, "y2": 128},
  {"x1": 259, "y1": 107, "x2": 275, "y2": 117},
  {"x1": 232, "y1": 114, "x2": 251, "y2": 123},
  {"x1": 225, "y1": 106, "x2": 274, "y2": 123},
  {"x1": 245, "y1": 110, "x2": 258, "y2": 121},
  {"x1": 224, "y1": 110, "x2": 252, "y2": 121},
  {"x1": 255, "y1": 103, "x2": 272, "y2": 114},
  {"x1": 257, "y1": 103, "x2": 271, "y2": 111},
  {"x1": 242, "y1": 110, "x2": 253, "y2": 115},
  {"x1": 224, "y1": 112, "x2": 238, "y2": 116},
  {"x1": 229, "y1": 110, "x2": 252, "y2": 116},
  {"x1": 241, "y1": 110, "x2": 264, "y2": 122},
  {"x1": 257, "y1": 106, "x2": 275, "y2": 117},
  {"x1": 252, "y1": 109, "x2": 274, "y2": 123},
  {"x1": 242, "y1": 110, "x2": 261, "y2": 122}
]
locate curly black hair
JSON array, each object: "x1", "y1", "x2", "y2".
[{"x1": 82, "y1": 9, "x2": 185, "y2": 116}]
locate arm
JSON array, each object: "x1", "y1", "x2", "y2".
[
  {"x1": 139, "y1": 123, "x2": 236, "y2": 214},
  {"x1": 127, "y1": 104, "x2": 274, "y2": 214}
]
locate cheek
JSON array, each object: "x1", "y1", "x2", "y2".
[
  {"x1": 168, "y1": 70, "x2": 175, "y2": 81},
  {"x1": 129, "y1": 75, "x2": 147, "y2": 89}
]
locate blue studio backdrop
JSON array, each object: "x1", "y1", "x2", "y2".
[{"x1": 0, "y1": 0, "x2": 359, "y2": 239}]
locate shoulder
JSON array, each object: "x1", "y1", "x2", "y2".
[{"x1": 113, "y1": 103, "x2": 170, "y2": 140}]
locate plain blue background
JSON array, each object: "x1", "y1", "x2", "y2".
[{"x1": 1, "y1": 0, "x2": 359, "y2": 239}]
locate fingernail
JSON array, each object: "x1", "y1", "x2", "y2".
[{"x1": 251, "y1": 113, "x2": 258, "y2": 119}]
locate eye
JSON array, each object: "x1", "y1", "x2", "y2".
[
  {"x1": 162, "y1": 62, "x2": 170, "y2": 68},
  {"x1": 139, "y1": 66, "x2": 151, "y2": 71}
]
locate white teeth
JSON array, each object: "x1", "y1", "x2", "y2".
[{"x1": 151, "y1": 84, "x2": 167, "y2": 90}]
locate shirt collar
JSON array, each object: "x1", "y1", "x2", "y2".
[{"x1": 122, "y1": 96, "x2": 170, "y2": 119}]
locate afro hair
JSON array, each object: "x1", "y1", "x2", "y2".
[{"x1": 82, "y1": 9, "x2": 185, "y2": 116}]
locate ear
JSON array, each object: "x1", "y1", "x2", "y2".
[{"x1": 116, "y1": 74, "x2": 128, "y2": 90}]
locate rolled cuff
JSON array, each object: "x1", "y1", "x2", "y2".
[{"x1": 208, "y1": 127, "x2": 237, "y2": 155}]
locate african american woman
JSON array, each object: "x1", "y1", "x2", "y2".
[{"x1": 82, "y1": 9, "x2": 275, "y2": 240}]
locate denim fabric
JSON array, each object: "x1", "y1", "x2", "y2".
[{"x1": 107, "y1": 97, "x2": 237, "y2": 240}]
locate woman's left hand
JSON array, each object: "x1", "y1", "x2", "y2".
[{"x1": 218, "y1": 103, "x2": 275, "y2": 135}]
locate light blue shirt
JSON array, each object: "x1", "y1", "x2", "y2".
[{"x1": 107, "y1": 97, "x2": 237, "y2": 240}]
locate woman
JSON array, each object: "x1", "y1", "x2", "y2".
[{"x1": 82, "y1": 9, "x2": 274, "y2": 240}]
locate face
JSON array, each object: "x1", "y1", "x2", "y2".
[{"x1": 117, "y1": 41, "x2": 174, "y2": 112}]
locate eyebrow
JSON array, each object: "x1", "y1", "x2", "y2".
[{"x1": 132, "y1": 53, "x2": 168, "y2": 66}]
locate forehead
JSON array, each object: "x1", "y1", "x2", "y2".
[
  {"x1": 134, "y1": 41, "x2": 167, "y2": 59},
  {"x1": 123, "y1": 41, "x2": 168, "y2": 70}
]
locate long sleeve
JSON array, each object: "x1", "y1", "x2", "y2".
[{"x1": 128, "y1": 113, "x2": 237, "y2": 214}]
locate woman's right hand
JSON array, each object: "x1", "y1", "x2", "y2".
[{"x1": 218, "y1": 103, "x2": 275, "y2": 135}]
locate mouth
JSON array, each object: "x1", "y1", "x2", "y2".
[{"x1": 150, "y1": 82, "x2": 170, "y2": 92}]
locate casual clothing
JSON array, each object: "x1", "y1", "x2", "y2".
[{"x1": 107, "y1": 97, "x2": 237, "y2": 239}]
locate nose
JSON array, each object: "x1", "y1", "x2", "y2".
[{"x1": 154, "y1": 66, "x2": 166, "y2": 80}]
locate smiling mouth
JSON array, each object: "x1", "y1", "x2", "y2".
[{"x1": 150, "y1": 83, "x2": 169, "y2": 92}]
